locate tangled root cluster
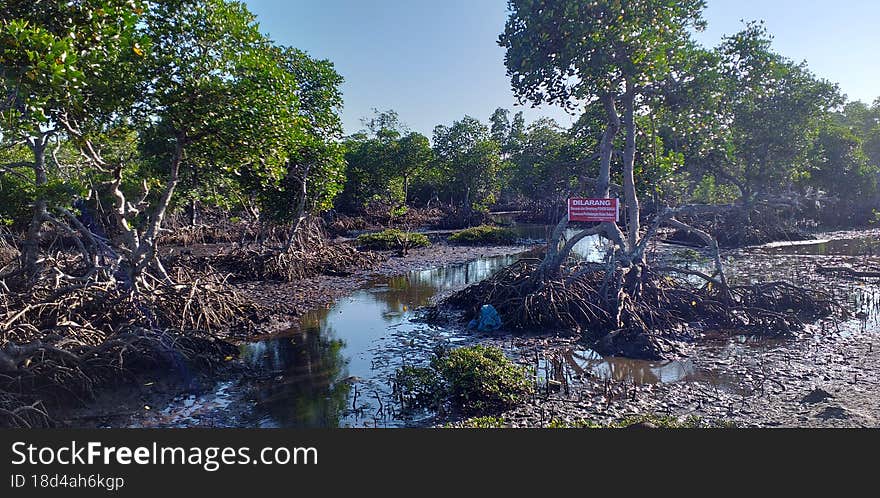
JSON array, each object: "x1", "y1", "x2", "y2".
[
  {"x1": 1, "y1": 391, "x2": 50, "y2": 428},
  {"x1": 672, "y1": 208, "x2": 810, "y2": 249},
  {"x1": 445, "y1": 260, "x2": 700, "y2": 333},
  {"x1": 0, "y1": 264, "x2": 257, "y2": 427},
  {"x1": 725, "y1": 281, "x2": 834, "y2": 333},
  {"x1": 157, "y1": 266, "x2": 262, "y2": 332},
  {"x1": 444, "y1": 260, "x2": 612, "y2": 331},
  {"x1": 443, "y1": 260, "x2": 834, "y2": 358},
  {"x1": 0, "y1": 326, "x2": 236, "y2": 427},
  {"x1": 0, "y1": 238, "x2": 18, "y2": 268},
  {"x1": 157, "y1": 224, "x2": 229, "y2": 246},
  {"x1": 218, "y1": 243, "x2": 384, "y2": 282},
  {"x1": 325, "y1": 204, "x2": 444, "y2": 235},
  {"x1": 3, "y1": 267, "x2": 260, "y2": 338}
]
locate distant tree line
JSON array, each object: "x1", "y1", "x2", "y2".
[{"x1": 337, "y1": 21, "x2": 879, "y2": 227}]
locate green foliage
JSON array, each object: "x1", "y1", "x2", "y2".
[
  {"x1": 498, "y1": 0, "x2": 709, "y2": 243},
  {"x1": 431, "y1": 345, "x2": 533, "y2": 415},
  {"x1": 614, "y1": 414, "x2": 738, "y2": 429},
  {"x1": 136, "y1": 0, "x2": 297, "y2": 178},
  {"x1": 2, "y1": 0, "x2": 878, "y2": 270},
  {"x1": 432, "y1": 116, "x2": 503, "y2": 211},
  {"x1": 647, "y1": 41, "x2": 734, "y2": 205},
  {"x1": 545, "y1": 418, "x2": 602, "y2": 429},
  {"x1": 389, "y1": 205, "x2": 408, "y2": 218},
  {"x1": 499, "y1": 0, "x2": 706, "y2": 110},
  {"x1": 449, "y1": 225, "x2": 518, "y2": 245},
  {"x1": 0, "y1": 170, "x2": 34, "y2": 228},
  {"x1": 394, "y1": 366, "x2": 442, "y2": 408},
  {"x1": 546, "y1": 414, "x2": 738, "y2": 429},
  {"x1": 690, "y1": 175, "x2": 739, "y2": 205},
  {"x1": 508, "y1": 117, "x2": 589, "y2": 207},
  {"x1": 355, "y1": 229, "x2": 430, "y2": 250},
  {"x1": 713, "y1": 22, "x2": 842, "y2": 201},
  {"x1": 395, "y1": 345, "x2": 532, "y2": 415},
  {"x1": 255, "y1": 46, "x2": 347, "y2": 221},
  {"x1": 338, "y1": 110, "x2": 434, "y2": 211},
  {"x1": 0, "y1": 145, "x2": 33, "y2": 226},
  {"x1": 0, "y1": 0, "x2": 145, "y2": 130},
  {"x1": 0, "y1": 0, "x2": 353, "y2": 284},
  {"x1": 799, "y1": 102, "x2": 880, "y2": 225},
  {"x1": 445, "y1": 416, "x2": 508, "y2": 428}
]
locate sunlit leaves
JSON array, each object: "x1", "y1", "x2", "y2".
[
  {"x1": 499, "y1": 0, "x2": 706, "y2": 108},
  {"x1": 713, "y1": 22, "x2": 842, "y2": 200},
  {"x1": 0, "y1": 0, "x2": 144, "y2": 130}
]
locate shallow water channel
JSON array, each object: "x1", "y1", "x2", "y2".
[{"x1": 130, "y1": 231, "x2": 880, "y2": 428}]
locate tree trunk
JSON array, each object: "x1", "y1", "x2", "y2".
[
  {"x1": 403, "y1": 174, "x2": 409, "y2": 206},
  {"x1": 22, "y1": 134, "x2": 49, "y2": 280},
  {"x1": 596, "y1": 94, "x2": 620, "y2": 199},
  {"x1": 129, "y1": 137, "x2": 185, "y2": 284},
  {"x1": 284, "y1": 163, "x2": 311, "y2": 252},
  {"x1": 621, "y1": 90, "x2": 640, "y2": 258}
]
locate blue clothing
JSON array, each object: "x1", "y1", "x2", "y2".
[{"x1": 468, "y1": 304, "x2": 501, "y2": 332}]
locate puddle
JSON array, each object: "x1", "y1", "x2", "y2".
[
  {"x1": 756, "y1": 237, "x2": 880, "y2": 256},
  {"x1": 534, "y1": 348, "x2": 746, "y2": 394}
]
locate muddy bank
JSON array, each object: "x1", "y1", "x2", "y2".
[
  {"x1": 50, "y1": 241, "x2": 534, "y2": 427},
  {"x1": 491, "y1": 325, "x2": 878, "y2": 428}
]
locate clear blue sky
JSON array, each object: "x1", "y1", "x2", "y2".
[{"x1": 244, "y1": 0, "x2": 880, "y2": 138}]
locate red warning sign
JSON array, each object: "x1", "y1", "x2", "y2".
[{"x1": 567, "y1": 198, "x2": 619, "y2": 223}]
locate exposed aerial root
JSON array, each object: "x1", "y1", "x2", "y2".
[
  {"x1": 0, "y1": 392, "x2": 51, "y2": 428},
  {"x1": 0, "y1": 258, "x2": 259, "y2": 427}
]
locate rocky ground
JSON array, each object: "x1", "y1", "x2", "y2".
[{"x1": 487, "y1": 324, "x2": 879, "y2": 428}]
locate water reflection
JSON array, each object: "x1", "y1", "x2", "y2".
[
  {"x1": 240, "y1": 330, "x2": 350, "y2": 428},
  {"x1": 759, "y1": 237, "x2": 879, "y2": 256},
  {"x1": 235, "y1": 253, "x2": 522, "y2": 427},
  {"x1": 537, "y1": 349, "x2": 741, "y2": 392}
]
